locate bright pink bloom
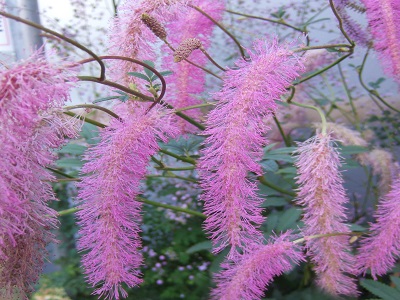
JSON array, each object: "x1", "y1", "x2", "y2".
[
  {"x1": 295, "y1": 134, "x2": 358, "y2": 296},
  {"x1": 164, "y1": 0, "x2": 225, "y2": 133},
  {"x1": 0, "y1": 50, "x2": 78, "y2": 297},
  {"x1": 211, "y1": 232, "x2": 304, "y2": 300},
  {"x1": 76, "y1": 104, "x2": 177, "y2": 300},
  {"x1": 357, "y1": 176, "x2": 400, "y2": 279},
  {"x1": 198, "y1": 38, "x2": 304, "y2": 257},
  {"x1": 361, "y1": 0, "x2": 400, "y2": 84}
]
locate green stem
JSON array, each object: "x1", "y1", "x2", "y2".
[
  {"x1": 174, "y1": 102, "x2": 216, "y2": 112},
  {"x1": 58, "y1": 197, "x2": 206, "y2": 219},
  {"x1": 294, "y1": 44, "x2": 351, "y2": 53},
  {"x1": 64, "y1": 104, "x2": 121, "y2": 120},
  {"x1": 147, "y1": 174, "x2": 198, "y2": 184},
  {"x1": 338, "y1": 63, "x2": 360, "y2": 129},
  {"x1": 273, "y1": 115, "x2": 291, "y2": 147},
  {"x1": 0, "y1": 11, "x2": 105, "y2": 81},
  {"x1": 226, "y1": 9, "x2": 309, "y2": 45},
  {"x1": 329, "y1": 0, "x2": 355, "y2": 46},
  {"x1": 46, "y1": 167, "x2": 76, "y2": 179},
  {"x1": 293, "y1": 231, "x2": 364, "y2": 244},
  {"x1": 159, "y1": 149, "x2": 197, "y2": 165},
  {"x1": 200, "y1": 47, "x2": 226, "y2": 71},
  {"x1": 258, "y1": 176, "x2": 296, "y2": 197},
  {"x1": 358, "y1": 49, "x2": 400, "y2": 114},
  {"x1": 289, "y1": 99, "x2": 327, "y2": 135},
  {"x1": 156, "y1": 166, "x2": 195, "y2": 171},
  {"x1": 190, "y1": 5, "x2": 247, "y2": 60},
  {"x1": 63, "y1": 111, "x2": 107, "y2": 128}
]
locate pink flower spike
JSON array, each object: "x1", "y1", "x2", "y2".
[
  {"x1": 198, "y1": 37, "x2": 305, "y2": 257},
  {"x1": 76, "y1": 104, "x2": 177, "y2": 300},
  {"x1": 357, "y1": 176, "x2": 400, "y2": 279},
  {"x1": 361, "y1": 0, "x2": 400, "y2": 84},
  {"x1": 295, "y1": 134, "x2": 358, "y2": 296},
  {"x1": 211, "y1": 232, "x2": 304, "y2": 300}
]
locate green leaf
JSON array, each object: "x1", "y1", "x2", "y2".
[
  {"x1": 127, "y1": 72, "x2": 151, "y2": 82},
  {"x1": 56, "y1": 158, "x2": 83, "y2": 169},
  {"x1": 159, "y1": 70, "x2": 173, "y2": 77},
  {"x1": 93, "y1": 96, "x2": 119, "y2": 104},
  {"x1": 266, "y1": 213, "x2": 279, "y2": 232},
  {"x1": 263, "y1": 154, "x2": 294, "y2": 163},
  {"x1": 57, "y1": 144, "x2": 87, "y2": 155},
  {"x1": 361, "y1": 279, "x2": 400, "y2": 300},
  {"x1": 339, "y1": 145, "x2": 369, "y2": 155},
  {"x1": 261, "y1": 197, "x2": 288, "y2": 208},
  {"x1": 80, "y1": 123, "x2": 99, "y2": 144},
  {"x1": 276, "y1": 167, "x2": 297, "y2": 175},
  {"x1": 267, "y1": 147, "x2": 297, "y2": 155},
  {"x1": 261, "y1": 160, "x2": 279, "y2": 172},
  {"x1": 275, "y1": 207, "x2": 302, "y2": 232},
  {"x1": 349, "y1": 223, "x2": 367, "y2": 232},
  {"x1": 142, "y1": 60, "x2": 155, "y2": 78},
  {"x1": 186, "y1": 241, "x2": 212, "y2": 254},
  {"x1": 390, "y1": 276, "x2": 400, "y2": 292}
]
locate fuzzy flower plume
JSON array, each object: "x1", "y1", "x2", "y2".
[
  {"x1": 198, "y1": 38, "x2": 304, "y2": 257},
  {"x1": 0, "y1": 50, "x2": 78, "y2": 298},
  {"x1": 357, "y1": 176, "x2": 400, "y2": 279},
  {"x1": 361, "y1": 0, "x2": 400, "y2": 84},
  {"x1": 163, "y1": 0, "x2": 225, "y2": 133},
  {"x1": 295, "y1": 134, "x2": 358, "y2": 296},
  {"x1": 108, "y1": 0, "x2": 187, "y2": 83},
  {"x1": 211, "y1": 233, "x2": 304, "y2": 300},
  {"x1": 76, "y1": 104, "x2": 177, "y2": 300}
]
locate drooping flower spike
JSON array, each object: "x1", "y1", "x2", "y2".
[
  {"x1": 361, "y1": 0, "x2": 400, "y2": 84},
  {"x1": 294, "y1": 133, "x2": 358, "y2": 296},
  {"x1": 76, "y1": 103, "x2": 177, "y2": 300},
  {"x1": 0, "y1": 49, "x2": 79, "y2": 298},
  {"x1": 211, "y1": 232, "x2": 304, "y2": 300},
  {"x1": 198, "y1": 37, "x2": 304, "y2": 258},
  {"x1": 357, "y1": 175, "x2": 400, "y2": 279}
]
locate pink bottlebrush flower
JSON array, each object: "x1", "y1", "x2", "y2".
[
  {"x1": 211, "y1": 232, "x2": 304, "y2": 300},
  {"x1": 163, "y1": 0, "x2": 225, "y2": 134},
  {"x1": 361, "y1": 0, "x2": 400, "y2": 84},
  {"x1": 357, "y1": 176, "x2": 400, "y2": 279},
  {"x1": 198, "y1": 37, "x2": 304, "y2": 257},
  {"x1": 295, "y1": 134, "x2": 358, "y2": 296},
  {"x1": 76, "y1": 104, "x2": 177, "y2": 300},
  {"x1": 0, "y1": 49, "x2": 79, "y2": 297},
  {"x1": 108, "y1": 0, "x2": 188, "y2": 83}
]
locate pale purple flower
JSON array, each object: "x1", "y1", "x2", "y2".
[
  {"x1": 198, "y1": 37, "x2": 304, "y2": 257},
  {"x1": 76, "y1": 104, "x2": 177, "y2": 300},
  {"x1": 163, "y1": 0, "x2": 225, "y2": 133},
  {"x1": 295, "y1": 134, "x2": 358, "y2": 296},
  {"x1": 361, "y1": 0, "x2": 400, "y2": 84},
  {"x1": 211, "y1": 233, "x2": 304, "y2": 300},
  {"x1": 357, "y1": 176, "x2": 400, "y2": 279}
]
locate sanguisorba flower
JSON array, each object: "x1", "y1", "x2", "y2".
[
  {"x1": 76, "y1": 104, "x2": 177, "y2": 300},
  {"x1": 198, "y1": 37, "x2": 304, "y2": 257},
  {"x1": 357, "y1": 176, "x2": 400, "y2": 279},
  {"x1": 211, "y1": 232, "x2": 304, "y2": 300},
  {"x1": 361, "y1": 0, "x2": 400, "y2": 84},
  {"x1": 295, "y1": 134, "x2": 358, "y2": 296},
  {"x1": 0, "y1": 49, "x2": 78, "y2": 298}
]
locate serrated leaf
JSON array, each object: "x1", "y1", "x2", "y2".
[
  {"x1": 261, "y1": 160, "x2": 279, "y2": 172},
  {"x1": 275, "y1": 207, "x2": 302, "y2": 232},
  {"x1": 127, "y1": 72, "x2": 151, "y2": 82},
  {"x1": 56, "y1": 158, "x2": 83, "y2": 169},
  {"x1": 57, "y1": 144, "x2": 87, "y2": 155},
  {"x1": 186, "y1": 241, "x2": 212, "y2": 254},
  {"x1": 361, "y1": 279, "x2": 400, "y2": 300}
]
